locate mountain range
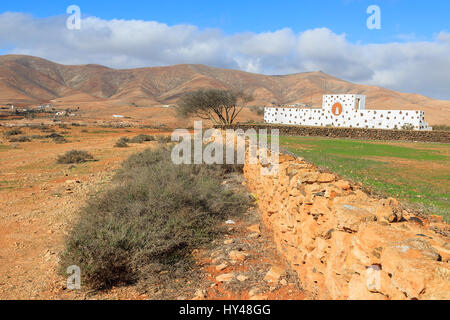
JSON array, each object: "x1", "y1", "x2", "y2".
[{"x1": 0, "y1": 54, "x2": 448, "y2": 125}]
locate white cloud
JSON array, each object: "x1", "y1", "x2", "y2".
[{"x1": 0, "y1": 12, "x2": 449, "y2": 99}]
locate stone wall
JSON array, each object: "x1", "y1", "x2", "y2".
[
  {"x1": 215, "y1": 124, "x2": 450, "y2": 143},
  {"x1": 243, "y1": 153, "x2": 450, "y2": 300}
]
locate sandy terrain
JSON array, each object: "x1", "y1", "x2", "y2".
[{"x1": 0, "y1": 124, "x2": 306, "y2": 300}]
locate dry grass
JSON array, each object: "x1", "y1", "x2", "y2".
[
  {"x1": 59, "y1": 146, "x2": 250, "y2": 290},
  {"x1": 57, "y1": 150, "x2": 94, "y2": 164}
]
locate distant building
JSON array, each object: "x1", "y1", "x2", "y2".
[
  {"x1": 264, "y1": 94, "x2": 432, "y2": 131},
  {"x1": 113, "y1": 115, "x2": 124, "y2": 118}
]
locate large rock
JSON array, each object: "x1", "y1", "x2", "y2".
[
  {"x1": 229, "y1": 250, "x2": 249, "y2": 261},
  {"x1": 318, "y1": 173, "x2": 335, "y2": 183},
  {"x1": 264, "y1": 266, "x2": 285, "y2": 283},
  {"x1": 334, "y1": 204, "x2": 377, "y2": 233},
  {"x1": 216, "y1": 273, "x2": 235, "y2": 283}
]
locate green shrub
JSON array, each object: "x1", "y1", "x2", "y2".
[
  {"x1": 3, "y1": 128, "x2": 23, "y2": 137},
  {"x1": 156, "y1": 135, "x2": 172, "y2": 144},
  {"x1": 60, "y1": 146, "x2": 250, "y2": 290},
  {"x1": 31, "y1": 135, "x2": 47, "y2": 140},
  {"x1": 40, "y1": 127, "x2": 55, "y2": 133},
  {"x1": 46, "y1": 133, "x2": 68, "y2": 144},
  {"x1": 130, "y1": 134, "x2": 155, "y2": 144},
  {"x1": 53, "y1": 136, "x2": 68, "y2": 144},
  {"x1": 27, "y1": 124, "x2": 45, "y2": 130},
  {"x1": 115, "y1": 137, "x2": 130, "y2": 148},
  {"x1": 9, "y1": 136, "x2": 31, "y2": 142},
  {"x1": 38, "y1": 125, "x2": 50, "y2": 131},
  {"x1": 57, "y1": 150, "x2": 94, "y2": 164}
]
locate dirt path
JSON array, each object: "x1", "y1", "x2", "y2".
[{"x1": 195, "y1": 212, "x2": 306, "y2": 300}]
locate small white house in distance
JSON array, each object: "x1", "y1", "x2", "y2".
[
  {"x1": 264, "y1": 94, "x2": 432, "y2": 131},
  {"x1": 113, "y1": 115, "x2": 124, "y2": 118}
]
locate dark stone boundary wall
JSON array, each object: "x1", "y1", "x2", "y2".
[{"x1": 214, "y1": 124, "x2": 450, "y2": 144}]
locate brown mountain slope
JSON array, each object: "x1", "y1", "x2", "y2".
[{"x1": 0, "y1": 54, "x2": 449, "y2": 125}]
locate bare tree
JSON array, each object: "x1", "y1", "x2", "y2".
[{"x1": 177, "y1": 89, "x2": 253, "y2": 125}]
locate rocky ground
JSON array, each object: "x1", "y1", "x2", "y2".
[
  {"x1": 0, "y1": 125, "x2": 152, "y2": 299},
  {"x1": 190, "y1": 172, "x2": 306, "y2": 300},
  {"x1": 0, "y1": 124, "x2": 307, "y2": 300}
]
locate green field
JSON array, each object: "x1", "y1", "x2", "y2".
[{"x1": 279, "y1": 136, "x2": 450, "y2": 221}]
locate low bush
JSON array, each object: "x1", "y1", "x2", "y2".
[
  {"x1": 156, "y1": 135, "x2": 172, "y2": 144},
  {"x1": 3, "y1": 128, "x2": 23, "y2": 137},
  {"x1": 9, "y1": 136, "x2": 31, "y2": 143},
  {"x1": 115, "y1": 137, "x2": 130, "y2": 148},
  {"x1": 53, "y1": 136, "x2": 68, "y2": 144},
  {"x1": 46, "y1": 133, "x2": 68, "y2": 144},
  {"x1": 31, "y1": 135, "x2": 47, "y2": 140},
  {"x1": 38, "y1": 125, "x2": 50, "y2": 130},
  {"x1": 41, "y1": 127, "x2": 55, "y2": 133},
  {"x1": 57, "y1": 150, "x2": 94, "y2": 164},
  {"x1": 27, "y1": 124, "x2": 45, "y2": 130},
  {"x1": 130, "y1": 134, "x2": 155, "y2": 144},
  {"x1": 60, "y1": 146, "x2": 250, "y2": 290}
]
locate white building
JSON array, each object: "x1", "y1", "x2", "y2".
[{"x1": 264, "y1": 94, "x2": 432, "y2": 131}]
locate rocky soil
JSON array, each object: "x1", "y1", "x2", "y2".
[{"x1": 0, "y1": 125, "x2": 307, "y2": 300}]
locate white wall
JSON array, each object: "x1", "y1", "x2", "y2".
[
  {"x1": 264, "y1": 94, "x2": 432, "y2": 131},
  {"x1": 322, "y1": 94, "x2": 366, "y2": 111}
]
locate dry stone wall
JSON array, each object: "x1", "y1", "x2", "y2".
[
  {"x1": 243, "y1": 153, "x2": 450, "y2": 300},
  {"x1": 215, "y1": 124, "x2": 450, "y2": 143}
]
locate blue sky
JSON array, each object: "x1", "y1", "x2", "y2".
[
  {"x1": 0, "y1": 1, "x2": 449, "y2": 99},
  {"x1": 1, "y1": 0, "x2": 449, "y2": 43}
]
